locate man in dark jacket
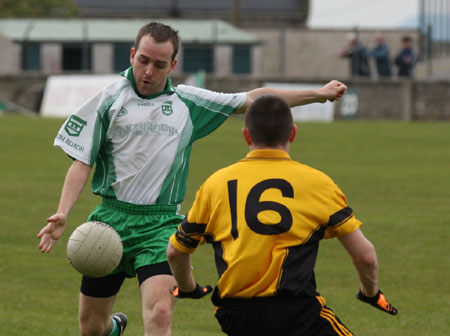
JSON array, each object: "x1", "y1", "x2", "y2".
[
  {"x1": 340, "y1": 33, "x2": 371, "y2": 77},
  {"x1": 395, "y1": 36, "x2": 416, "y2": 78}
]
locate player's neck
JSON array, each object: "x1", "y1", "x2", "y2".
[{"x1": 250, "y1": 143, "x2": 290, "y2": 153}]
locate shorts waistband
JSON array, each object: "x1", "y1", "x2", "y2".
[{"x1": 102, "y1": 197, "x2": 181, "y2": 215}]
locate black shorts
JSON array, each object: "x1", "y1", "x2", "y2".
[
  {"x1": 212, "y1": 290, "x2": 353, "y2": 336},
  {"x1": 80, "y1": 261, "x2": 172, "y2": 298}
]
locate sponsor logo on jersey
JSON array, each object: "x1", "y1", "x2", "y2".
[
  {"x1": 161, "y1": 101, "x2": 174, "y2": 116},
  {"x1": 118, "y1": 106, "x2": 128, "y2": 117},
  {"x1": 138, "y1": 102, "x2": 155, "y2": 107},
  {"x1": 65, "y1": 115, "x2": 87, "y2": 137},
  {"x1": 115, "y1": 122, "x2": 179, "y2": 138},
  {"x1": 55, "y1": 133, "x2": 85, "y2": 153}
]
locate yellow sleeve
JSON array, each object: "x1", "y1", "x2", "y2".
[
  {"x1": 169, "y1": 182, "x2": 211, "y2": 253},
  {"x1": 169, "y1": 231, "x2": 195, "y2": 254},
  {"x1": 324, "y1": 215, "x2": 362, "y2": 239},
  {"x1": 323, "y1": 181, "x2": 363, "y2": 239}
]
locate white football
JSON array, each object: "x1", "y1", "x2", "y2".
[{"x1": 67, "y1": 221, "x2": 123, "y2": 278}]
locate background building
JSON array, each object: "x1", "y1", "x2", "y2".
[
  {"x1": 0, "y1": 0, "x2": 449, "y2": 120},
  {"x1": 0, "y1": 18, "x2": 259, "y2": 76},
  {"x1": 0, "y1": 17, "x2": 420, "y2": 79},
  {"x1": 71, "y1": 0, "x2": 309, "y2": 28}
]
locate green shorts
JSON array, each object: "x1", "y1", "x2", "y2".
[{"x1": 88, "y1": 197, "x2": 184, "y2": 278}]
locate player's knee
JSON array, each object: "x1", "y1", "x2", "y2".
[{"x1": 148, "y1": 301, "x2": 173, "y2": 329}]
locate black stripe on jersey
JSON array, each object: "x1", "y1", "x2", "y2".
[
  {"x1": 181, "y1": 221, "x2": 206, "y2": 235},
  {"x1": 174, "y1": 229, "x2": 200, "y2": 249},
  {"x1": 174, "y1": 216, "x2": 207, "y2": 249},
  {"x1": 277, "y1": 208, "x2": 354, "y2": 296},
  {"x1": 327, "y1": 207, "x2": 354, "y2": 228},
  {"x1": 205, "y1": 234, "x2": 229, "y2": 277},
  {"x1": 180, "y1": 216, "x2": 207, "y2": 234},
  {"x1": 277, "y1": 239, "x2": 322, "y2": 296}
]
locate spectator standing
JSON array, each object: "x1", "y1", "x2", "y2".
[
  {"x1": 369, "y1": 32, "x2": 392, "y2": 78},
  {"x1": 340, "y1": 33, "x2": 371, "y2": 77},
  {"x1": 394, "y1": 36, "x2": 416, "y2": 78}
]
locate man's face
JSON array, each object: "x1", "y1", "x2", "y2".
[
  {"x1": 403, "y1": 40, "x2": 412, "y2": 49},
  {"x1": 375, "y1": 34, "x2": 383, "y2": 45},
  {"x1": 130, "y1": 35, "x2": 177, "y2": 97}
]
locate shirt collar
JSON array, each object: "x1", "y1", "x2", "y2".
[
  {"x1": 245, "y1": 149, "x2": 291, "y2": 160},
  {"x1": 120, "y1": 66, "x2": 175, "y2": 99}
]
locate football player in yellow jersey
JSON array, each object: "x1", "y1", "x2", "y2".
[{"x1": 167, "y1": 95, "x2": 398, "y2": 335}]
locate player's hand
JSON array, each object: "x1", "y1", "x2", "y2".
[
  {"x1": 37, "y1": 214, "x2": 67, "y2": 253},
  {"x1": 318, "y1": 80, "x2": 347, "y2": 103},
  {"x1": 356, "y1": 289, "x2": 398, "y2": 315},
  {"x1": 172, "y1": 284, "x2": 213, "y2": 299}
]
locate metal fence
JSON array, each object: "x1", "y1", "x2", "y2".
[{"x1": 419, "y1": 0, "x2": 450, "y2": 75}]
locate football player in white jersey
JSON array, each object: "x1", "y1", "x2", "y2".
[{"x1": 38, "y1": 22, "x2": 347, "y2": 336}]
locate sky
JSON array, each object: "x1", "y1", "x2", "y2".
[{"x1": 308, "y1": 0, "x2": 420, "y2": 29}]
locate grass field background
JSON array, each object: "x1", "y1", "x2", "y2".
[{"x1": 0, "y1": 114, "x2": 449, "y2": 335}]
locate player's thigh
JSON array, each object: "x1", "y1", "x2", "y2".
[
  {"x1": 79, "y1": 293, "x2": 117, "y2": 331},
  {"x1": 79, "y1": 273, "x2": 125, "y2": 325}
]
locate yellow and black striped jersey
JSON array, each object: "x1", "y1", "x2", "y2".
[{"x1": 170, "y1": 149, "x2": 362, "y2": 299}]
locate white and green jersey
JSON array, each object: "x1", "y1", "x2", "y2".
[{"x1": 54, "y1": 67, "x2": 246, "y2": 206}]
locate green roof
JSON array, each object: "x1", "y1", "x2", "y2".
[{"x1": 0, "y1": 18, "x2": 259, "y2": 44}]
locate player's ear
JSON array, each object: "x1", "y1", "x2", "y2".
[
  {"x1": 289, "y1": 125, "x2": 297, "y2": 143},
  {"x1": 242, "y1": 128, "x2": 252, "y2": 146},
  {"x1": 130, "y1": 47, "x2": 136, "y2": 65},
  {"x1": 168, "y1": 58, "x2": 178, "y2": 74}
]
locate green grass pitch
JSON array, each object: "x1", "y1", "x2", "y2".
[{"x1": 0, "y1": 114, "x2": 449, "y2": 335}]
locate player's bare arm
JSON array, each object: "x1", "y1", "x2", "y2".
[
  {"x1": 166, "y1": 242, "x2": 197, "y2": 292},
  {"x1": 338, "y1": 229, "x2": 379, "y2": 297},
  {"x1": 37, "y1": 160, "x2": 91, "y2": 253},
  {"x1": 235, "y1": 80, "x2": 347, "y2": 114},
  {"x1": 167, "y1": 242, "x2": 212, "y2": 299},
  {"x1": 339, "y1": 229, "x2": 398, "y2": 315}
]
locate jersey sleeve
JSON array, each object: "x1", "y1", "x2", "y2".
[
  {"x1": 175, "y1": 85, "x2": 246, "y2": 140},
  {"x1": 169, "y1": 181, "x2": 211, "y2": 254},
  {"x1": 323, "y1": 182, "x2": 362, "y2": 239},
  {"x1": 53, "y1": 88, "x2": 112, "y2": 166}
]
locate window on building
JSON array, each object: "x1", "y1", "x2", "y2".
[
  {"x1": 183, "y1": 45, "x2": 213, "y2": 73},
  {"x1": 62, "y1": 43, "x2": 91, "y2": 71},
  {"x1": 22, "y1": 42, "x2": 40, "y2": 71},
  {"x1": 233, "y1": 45, "x2": 251, "y2": 74},
  {"x1": 114, "y1": 43, "x2": 133, "y2": 72}
]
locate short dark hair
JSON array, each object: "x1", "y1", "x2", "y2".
[
  {"x1": 135, "y1": 22, "x2": 180, "y2": 61},
  {"x1": 245, "y1": 95, "x2": 293, "y2": 147},
  {"x1": 402, "y1": 35, "x2": 413, "y2": 43}
]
